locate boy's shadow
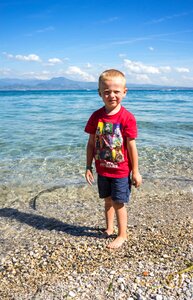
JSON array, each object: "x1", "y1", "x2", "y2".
[{"x1": 0, "y1": 208, "x2": 100, "y2": 238}]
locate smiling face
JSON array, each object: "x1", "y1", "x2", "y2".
[{"x1": 99, "y1": 77, "x2": 127, "y2": 113}]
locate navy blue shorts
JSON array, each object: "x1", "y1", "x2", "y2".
[{"x1": 97, "y1": 174, "x2": 131, "y2": 203}]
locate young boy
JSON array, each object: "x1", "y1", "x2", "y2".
[{"x1": 85, "y1": 69, "x2": 142, "y2": 249}]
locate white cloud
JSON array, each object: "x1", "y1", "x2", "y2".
[
  {"x1": 4, "y1": 52, "x2": 41, "y2": 62},
  {"x1": 0, "y1": 68, "x2": 12, "y2": 76},
  {"x1": 182, "y1": 75, "x2": 193, "y2": 81},
  {"x1": 119, "y1": 53, "x2": 127, "y2": 58},
  {"x1": 66, "y1": 66, "x2": 96, "y2": 81},
  {"x1": 48, "y1": 58, "x2": 63, "y2": 65},
  {"x1": 124, "y1": 59, "x2": 160, "y2": 74},
  {"x1": 85, "y1": 63, "x2": 92, "y2": 68},
  {"x1": 22, "y1": 70, "x2": 51, "y2": 80},
  {"x1": 122, "y1": 58, "x2": 193, "y2": 86},
  {"x1": 123, "y1": 59, "x2": 190, "y2": 78},
  {"x1": 15, "y1": 54, "x2": 41, "y2": 62},
  {"x1": 159, "y1": 76, "x2": 173, "y2": 84},
  {"x1": 175, "y1": 67, "x2": 190, "y2": 73},
  {"x1": 3, "y1": 52, "x2": 14, "y2": 59},
  {"x1": 148, "y1": 47, "x2": 154, "y2": 51},
  {"x1": 135, "y1": 74, "x2": 152, "y2": 84},
  {"x1": 159, "y1": 66, "x2": 172, "y2": 73}
]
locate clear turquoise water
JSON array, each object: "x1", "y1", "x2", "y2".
[{"x1": 0, "y1": 90, "x2": 192, "y2": 188}]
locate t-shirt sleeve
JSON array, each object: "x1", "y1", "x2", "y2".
[
  {"x1": 123, "y1": 113, "x2": 138, "y2": 138},
  {"x1": 84, "y1": 113, "x2": 97, "y2": 134}
]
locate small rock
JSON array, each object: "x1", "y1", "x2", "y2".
[
  {"x1": 155, "y1": 295, "x2": 163, "y2": 300},
  {"x1": 117, "y1": 276, "x2": 125, "y2": 284},
  {"x1": 68, "y1": 291, "x2": 76, "y2": 298}
]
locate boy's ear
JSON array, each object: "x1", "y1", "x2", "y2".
[
  {"x1": 98, "y1": 89, "x2": 102, "y2": 97},
  {"x1": 123, "y1": 88, "x2": 128, "y2": 97}
]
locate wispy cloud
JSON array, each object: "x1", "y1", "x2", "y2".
[
  {"x1": 36, "y1": 26, "x2": 55, "y2": 33},
  {"x1": 56, "y1": 28, "x2": 193, "y2": 56},
  {"x1": 24, "y1": 26, "x2": 55, "y2": 37},
  {"x1": 111, "y1": 29, "x2": 193, "y2": 46},
  {"x1": 95, "y1": 17, "x2": 119, "y2": 24},
  {"x1": 27, "y1": 8, "x2": 53, "y2": 20},
  {"x1": 147, "y1": 10, "x2": 193, "y2": 24}
]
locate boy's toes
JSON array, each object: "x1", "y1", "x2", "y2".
[{"x1": 107, "y1": 237, "x2": 127, "y2": 248}]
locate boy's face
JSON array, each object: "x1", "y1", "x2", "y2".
[{"x1": 99, "y1": 77, "x2": 127, "y2": 112}]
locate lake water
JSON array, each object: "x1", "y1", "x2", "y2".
[{"x1": 0, "y1": 90, "x2": 192, "y2": 190}]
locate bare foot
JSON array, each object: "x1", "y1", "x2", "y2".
[
  {"x1": 99, "y1": 228, "x2": 114, "y2": 235},
  {"x1": 99, "y1": 229, "x2": 115, "y2": 239},
  {"x1": 107, "y1": 236, "x2": 127, "y2": 249},
  {"x1": 104, "y1": 229, "x2": 114, "y2": 236}
]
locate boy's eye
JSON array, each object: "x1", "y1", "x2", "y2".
[{"x1": 103, "y1": 90, "x2": 122, "y2": 96}]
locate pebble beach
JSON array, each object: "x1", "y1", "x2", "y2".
[{"x1": 0, "y1": 179, "x2": 193, "y2": 300}]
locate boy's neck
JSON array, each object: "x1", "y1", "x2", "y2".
[{"x1": 105, "y1": 104, "x2": 121, "y2": 115}]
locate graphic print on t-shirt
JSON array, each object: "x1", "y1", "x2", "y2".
[{"x1": 95, "y1": 121, "x2": 124, "y2": 164}]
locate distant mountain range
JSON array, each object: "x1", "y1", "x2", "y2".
[
  {"x1": 0, "y1": 77, "x2": 97, "y2": 90},
  {"x1": 0, "y1": 76, "x2": 192, "y2": 91}
]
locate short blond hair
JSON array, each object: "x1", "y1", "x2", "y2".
[{"x1": 98, "y1": 69, "x2": 126, "y2": 89}]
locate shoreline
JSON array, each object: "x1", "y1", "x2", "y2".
[{"x1": 0, "y1": 181, "x2": 193, "y2": 299}]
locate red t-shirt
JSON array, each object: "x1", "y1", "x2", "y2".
[{"x1": 85, "y1": 106, "x2": 137, "y2": 178}]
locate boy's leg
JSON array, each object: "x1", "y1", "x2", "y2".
[
  {"x1": 107, "y1": 201, "x2": 127, "y2": 249},
  {"x1": 97, "y1": 175, "x2": 115, "y2": 235},
  {"x1": 104, "y1": 196, "x2": 115, "y2": 235}
]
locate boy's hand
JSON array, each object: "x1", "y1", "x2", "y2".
[
  {"x1": 132, "y1": 171, "x2": 142, "y2": 188},
  {"x1": 85, "y1": 169, "x2": 94, "y2": 185}
]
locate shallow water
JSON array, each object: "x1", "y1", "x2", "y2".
[{"x1": 0, "y1": 90, "x2": 192, "y2": 190}]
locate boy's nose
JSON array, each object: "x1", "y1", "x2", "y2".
[{"x1": 109, "y1": 91, "x2": 116, "y2": 97}]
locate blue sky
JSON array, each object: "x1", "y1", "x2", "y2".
[{"x1": 1, "y1": 0, "x2": 193, "y2": 86}]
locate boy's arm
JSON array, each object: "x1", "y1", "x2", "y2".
[
  {"x1": 127, "y1": 138, "x2": 142, "y2": 188},
  {"x1": 85, "y1": 134, "x2": 95, "y2": 185}
]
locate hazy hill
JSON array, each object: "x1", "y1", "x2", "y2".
[
  {"x1": 0, "y1": 77, "x2": 97, "y2": 90},
  {"x1": 0, "y1": 76, "x2": 192, "y2": 90}
]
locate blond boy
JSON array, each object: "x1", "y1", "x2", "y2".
[{"x1": 85, "y1": 69, "x2": 142, "y2": 248}]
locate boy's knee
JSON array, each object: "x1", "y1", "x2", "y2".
[
  {"x1": 112, "y1": 200, "x2": 124, "y2": 209},
  {"x1": 105, "y1": 196, "x2": 112, "y2": 202},
  {"x1": 105, "y1": 196, "x2": 113, "y2": 207}
]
